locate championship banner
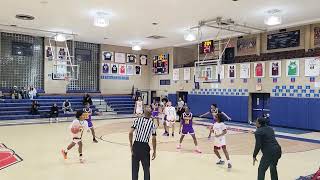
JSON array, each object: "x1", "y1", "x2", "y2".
[
  {"x1": 237, "y1": 37, "x2": 257, "y2": 56},
  {"x1": 269, "y1": 61, "x2": 281, "y2": 78},
  {"x1": 228, "y1": 64, "x2": 236, "y2": 79},
  {"x1": 240, "y1": 63, "x2": 250, "y2": 79},
  {"x1": 101, "y1": 63, "x2": 110, "y2": 74},
  {"x1": 173, "y1": 68, "x2": 180, "y2": 81},
  {"x1": 304, "y1": 58, "x2": 319, "y2": 77},
  {"x1": 314, "y1": 27, "x2": 320, "y2": 47},
  {"x1": 183, "y1": 68, "x2": 191, "y2": 81},
  {"x1": 286, "y1": 59, "x2": 299, "y2": 77},
  {"x1": 254, "y1": 62, "x2": 265, "y2": 78}
]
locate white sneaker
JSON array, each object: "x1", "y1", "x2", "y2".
[{"x1": 79, "y1": 157, "x2": 85, "y2": 163}]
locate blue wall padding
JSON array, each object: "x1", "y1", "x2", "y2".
[{"x1": 187, "y1": 94, "x2": 249, "y2": 123}]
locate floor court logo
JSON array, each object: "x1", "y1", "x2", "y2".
[{"x1": 0, "y1": 143, "x2": 23, "y2": 170}]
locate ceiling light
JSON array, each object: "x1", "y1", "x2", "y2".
[
  {"x1": 132, "y1": 42, "x2": 142, "y2": 51},
  {"x1": 94, "y1": 12, "x2": 110, "y2": 27},
  {"x1": 54, "y1": 34, "x2": 66, "y2": 42},
  {"x1": 264, "y1": 9, "x2": 282, "y2": 26},
  {"x1": 184, "y1": 29, "x2": 196, "y2": 41},
  {"x1": 15, "y1": 14, "x2": 35, "y2": 20}
]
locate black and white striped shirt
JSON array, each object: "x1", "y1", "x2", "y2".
[{"x1": 131, "y1": 117, "x2": 157, "y2": 143}]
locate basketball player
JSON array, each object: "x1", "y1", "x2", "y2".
[
  {"x1": 212, "y1": 113, "x2": 232, "y2": 169},
  {"x1": 199, "y1": 104, "x2": 231, "y2": 139},
  {"x1": 177, "y1": 107, "x2": 201, "y2": 153},
  {"x1": 83, "y1": 103, "x2": 98, "y2": 143},
  {"x1": 176, "y1": 97, "x2": 185, "y2": 122},
  {"x1": 151, "y1": 99, "x2": 160, "y2": 126},
  {"x1": 134, "y1": 96, "x2": 144, "y2": 116},
  {"x1": 61, "y1": 110, "x2": 89, "y2": 163},
  {"x1": 164, "y1": 101, "x2": 177, "y2": 137}
]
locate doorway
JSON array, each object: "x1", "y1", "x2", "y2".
[
  {"x1": 177, "y1": 91, "x2": 188, "y2": 104},
  {"x1": 251, "y1": 93, "x2": 270, "y2": 121}
]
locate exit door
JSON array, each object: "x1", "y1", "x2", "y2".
[{"x1": 251, "y1": 93, "x2": 270, "y2": 121}]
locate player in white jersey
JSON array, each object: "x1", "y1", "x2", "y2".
[
  {"x1": 212, "y1": 113, "x2": 232, "y2": 169},
  {"x1": 164, "y1": 101, "x2": 177, "y2": 137},
  {"x1": 61, "y1": 110, "x2": 89, "y2": 163},
  {"x1": 134, "y1": 96, "x2": 144, "y2": 116}
]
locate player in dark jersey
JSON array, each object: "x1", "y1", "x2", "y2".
[
  {"x1": 177, "y1": 107, "x2": 201, "y2": 153},
  {"x1": 199, "y1": 104, "x2": 231, "y2": 139}
]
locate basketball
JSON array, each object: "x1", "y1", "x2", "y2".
[{"x1": 71, "y1": 125, "x2": 81, "y2": 134}]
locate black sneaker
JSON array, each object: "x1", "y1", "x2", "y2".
[
  {"x1": 93, "y1": 139, "x2": 98, "y2": 143},
  {"x1": 228, "y1": 163, "x2": 232, "y2": 169},
  {"x1": 172, "y1": 133, "x2": 174, "y2": 137}
]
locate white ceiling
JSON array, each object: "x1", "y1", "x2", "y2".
[{"x1": 0, "y1": 0, "x2": 320, "y2": 49}]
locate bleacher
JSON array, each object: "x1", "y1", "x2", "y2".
[
  {"x1": 0, "y1": 95, "x2": 97, "y2": 120},
  {"x1": 105, "y1": 95, "x2": 135, "y2": 114}
]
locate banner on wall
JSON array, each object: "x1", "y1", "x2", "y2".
[
  {"x1": 135, "y1": 65, "x2": 141, "y2": 75},
  {"x1": 101, "y1": 63, "x2": 110, "y2": 74},
  {"x1": 45, "y1": 46, "x2": 54, "y2": 60},
  {"x1": 237, "y1": 37, "x2": 257, "y2": 56},
  {"x1": 173, "y1": 68, "x2": 180, "y2": 81},
  {"x1": 119, "y1": 64, "x2": 126, "y2": 75},
  {"x1": 111, "y1": 64, "x2": 118, "y2": 74},
  {"x1": 254, "y1": 62, "x2": 265, "y2": 77},
  {"x1": 140, "y1": 55, "x2": 147, "y2": 65},
  {"x1": 215, "y1": 65, "x2": 224, "y2": 79},
  {"x1": 286, "y1": 59, "x2": 299, "y2": 77},
  {"x1": 102, "y1": 51, "x2": 114, "y2": 61},
  {"x1": 269, "y1": 61, "x2": 281, "y2": 78},
  {"x1": 115, "y1": 52, "x2": 126, "y2": 63},
  {"x1": 227, "y1": 64, "x2": 236, "y2": 78},
  {"x1": 127, "y1": 54, "x2": 137, "y2": 63},
  {"x1": 240, "y1": 63, "x2": 250, "y2": 79},
  {"x1": 304, "y1": 58, "x2": 319, "y2": 77},
  {"x1": 126, "y1": 65, "x2": 134, "y2": 75},
  {"x1": 58, "y1": 47, "x2": 66, "y2": 60},
  {"x1": 183, "y1": 68, "x2": 191, "y2": 81},
  {"x1": 314, "y1": 27, "x2": 320, "y2": 47}
]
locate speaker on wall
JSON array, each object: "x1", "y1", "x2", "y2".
[{"x1": 222, "y1": 47, "x2": 235, "y2": 64}]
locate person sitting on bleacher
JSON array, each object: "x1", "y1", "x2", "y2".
[
  {"x1": 21, "y1": 86, "x2": 29, "y2": 99},
  {"x1": 49, "y1": 103, "x2": 59, "y2": 123},
  {"x1": 83, "y1": 93, "x2": 92, "y2": 105},
  {"x1": 29, "y1": 87, "x2": 37, "y2": 100},
  {"x1": 11, "y1": 86, "x2": 20, "y2": 99},
  {"x1": 62, "y1": 100, "x2": 72, "y2": 114},
  {"x1": 0, "y1": 91, "x2": 4, "y2": 101},
  {"x1": 30, "y1": 100, "x2": 40, "y2": 115}
]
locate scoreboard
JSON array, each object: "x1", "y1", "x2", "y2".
[{"x1": 200, "y1": 40, "x2": 214, "y2": 54}]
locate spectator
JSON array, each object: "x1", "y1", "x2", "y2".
[
  {"x1": 30, "y1": 100, "x2": 40, "y2": 115},
  {"x1": 11, "y1": 86, "x2": 20, "y2": 99},
  {"x1": 29, "y1": 87, "x2": 37, "y2": 100},
  {"x1": 0, "y1": 90, "x2": 4, "y2": 101},
  {"x1": 49, "y1": 103, "x2": 59, "y2": 123},
  {"x1": 21, "y1": 86, "x2": 29, "y2": 99},
  {"x1": 62, "y1": 99, "x2": 72, "y2": 114},
  {"x1": 82, "y1": 93, "x2": 92, "y2": 105}
]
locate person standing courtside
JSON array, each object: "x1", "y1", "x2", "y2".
[
  {"x1": 253, "y1": 117, "x2": 282, "y2": 180},
  {"x1": 129, "y1": 105, "x2": 157, "y2": 180}
]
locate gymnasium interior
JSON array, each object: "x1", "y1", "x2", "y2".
[{"x1": 0, "y1": 0, "x2": 320, "y2": 179}]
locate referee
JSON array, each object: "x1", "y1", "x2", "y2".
[{"x1": 129, "y1": 105, "x2": 157, "y2": 180}]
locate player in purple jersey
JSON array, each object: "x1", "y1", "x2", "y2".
[
  {"x1": 151, "y1": 99, "x2": 160, "y2": 126},
  {"x1": 83, "y1": 103, "x2": 98, "y2": 143},
  {"x1": 177, "y1": 107, "x2": 202, "y2": 153}
]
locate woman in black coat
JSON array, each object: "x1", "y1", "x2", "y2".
[{"x1": 253, "y1": 117, "x2": 282, "y2": 180}]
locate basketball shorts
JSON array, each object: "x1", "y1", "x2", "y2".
[
  {"x1": 87, "y1": 120, "x2": 93, "y2": 128},
  {"x1": 72, "y1": 137, "x2": 82, "y2": 143},
  {"x1": 182, "y1": 127, "x2": 195, "y2": 135},
  {"x1": 136, "y1": 109, "x2": 143, "y2": 115},
  {"x1": 166, "y1": 120, "x2": 175, "y2": 127},
  {"x1": 214, "y1": 136, "x2": 226, "y2": 148},
  {"x1": 152, "y1": 111, "x2": 159, "y2": 117}
]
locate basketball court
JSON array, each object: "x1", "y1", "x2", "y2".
[{"x1": 1, "y1": 0, "x2": 320, "y2": 180}]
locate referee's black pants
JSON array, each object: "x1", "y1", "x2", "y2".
[
  {"x1": 132, "y1": 141, "x2": 150, "y2": 180},
  {"x1": 258, "y1": 148, "x2": 282, "y2": 180}
]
